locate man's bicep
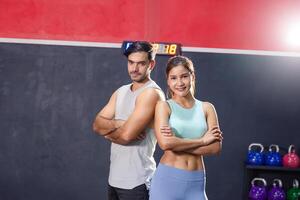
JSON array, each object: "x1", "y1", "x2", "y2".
[
  {"x1": 122, "y1": 89, "x2": 161, "y2": 137},
  {"x1": 97, "y1": 91, "x2": 117, "y2": 119}
]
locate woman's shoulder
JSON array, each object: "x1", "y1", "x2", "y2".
[
  {"x1": 201, "y1": 101, "x2": 215, "y2": 114},
  {"x1": 196, "y1": 100, "x2": 215, "y2": 112}
]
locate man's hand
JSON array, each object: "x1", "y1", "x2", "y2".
[
  {"x1": 135, "y1": 130, "x2": 147, "y2": 140},
  {"x1": 114, "y1": 119, "x2": 125, "y2": 129}
]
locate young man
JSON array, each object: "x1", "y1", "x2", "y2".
[{"x1": 93, "y1": 41, "x2": 165, "y2": 200}]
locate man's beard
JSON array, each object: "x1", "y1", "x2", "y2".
[{"x1": 130, "y1": 72, "x2": 147, "y2": 82}]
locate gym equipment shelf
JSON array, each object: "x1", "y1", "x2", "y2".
[
  {"x1": 243, "y1": 164, "x2": 300, "y2": 199},
  {"x1": 246, "y1": 165, "x2": 300, "y2": 172}
]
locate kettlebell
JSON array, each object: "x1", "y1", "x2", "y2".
[
  {"x1": 265, "y1": 144, "x2": 282, "y2": 166},
  {"x1": 249, "y1": 177, "x2": 268, "y2": 200},
  {"x1": 247, "y1": 143, "x2": 265, "y2": 165},
  {"x1": 287, "y1": 179, "x2": 300, "y2": 200},
  {"x1": 283, "y1": 145, "x2": 300, "y2": 168},
  {"x1": 268, "y1": 179, "x2": 286, "y2": 200}
]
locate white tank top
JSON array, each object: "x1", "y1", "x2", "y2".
[{"x1": 108, "y1": 80, "x2": 162, "y2": 189}]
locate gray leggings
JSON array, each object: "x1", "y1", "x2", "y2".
[{"x1": 149, "y1": 163, "x2": 208, "y2": 200}]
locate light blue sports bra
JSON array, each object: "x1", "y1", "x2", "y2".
[{"x1": 167, "y1": 99, "x2": 207, "y2": 139}]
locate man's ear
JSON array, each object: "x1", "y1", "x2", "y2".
[{"x1": 149, "y1": 60, "x2": 155, "y2": 71}]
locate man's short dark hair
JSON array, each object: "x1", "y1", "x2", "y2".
[{"x1": 123, "y1": 41, "x2": 156, "y2": 60}]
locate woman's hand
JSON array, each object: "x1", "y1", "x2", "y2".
[
  {"x1": 160, "y1": 125, "x2": 174, "y2": 137},
  {"x1": 201, "y1": 126, "x2": 223, "y2": 145}
]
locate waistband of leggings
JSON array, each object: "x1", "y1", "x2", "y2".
[{"x1": 155, "y1": 163, "x2": 205, "y2": 181}]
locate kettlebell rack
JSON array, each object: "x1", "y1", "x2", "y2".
[{"x1": 242, "y1": 164, "x2": 300, "y2": 199}]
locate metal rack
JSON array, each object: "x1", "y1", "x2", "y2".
[{"x1": 243, "y1": 165, "x2": 300, "y2": 199}]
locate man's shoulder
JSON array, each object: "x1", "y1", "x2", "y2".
[
  {"x1": 146, "y1": 80, "x2": 162, "y2": 90},
  {"x1": 114, "y1": 83, "x2": 132, "y2": 95},
  {"x1": 138, "y1": 87, "x2": 165, "y2": 102}
]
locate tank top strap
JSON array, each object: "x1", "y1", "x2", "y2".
[{"x1": 166, "y1": 99, "x2": 177, "y2": 113}]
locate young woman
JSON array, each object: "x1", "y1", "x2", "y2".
[{"x1": 150, "y1": 56, "x2": 223, "y2": 200}]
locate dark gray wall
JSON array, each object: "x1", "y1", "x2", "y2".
[{"x1": 1, "y1": 43, "x2": 300, "y2": 200}]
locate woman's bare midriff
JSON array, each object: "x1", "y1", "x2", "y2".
[{"x1": 160, "y1": 150, "x2": 204, "y2": 171}]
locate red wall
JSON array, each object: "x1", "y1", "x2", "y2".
[{"x1": 1, "y1": 0, "x2": 300, "y2": 52}]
